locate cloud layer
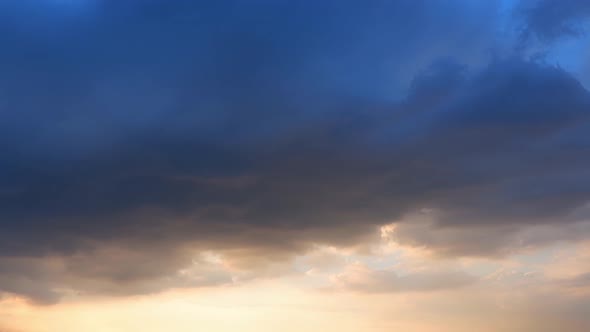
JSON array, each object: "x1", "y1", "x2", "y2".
[{"x1": 1, "y1": 0, "x2": 590, "y2": 303}]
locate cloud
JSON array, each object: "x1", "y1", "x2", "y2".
[
  {"x1": 3, "y1": 56, "x2": 590, "y2": 303},
  {"x1": 0, "y1": 247, "x2": 233, "y2": 305},
  {"x1": 557, "y1": 272, "x2": 590, "y2": 289},
  {"x1": 1, "y1": 1, "x2": 590, "y2": 303},
  {"x1": 518, "y1": 0, "x2": 590, "y2": 42},
  {"x1": 331, "y1": 262, "x2": 476, "y2": 293},
  {"x1": 387, "y1": 210, "x2": 590, "y2": 257},
  {"x1": 3, "y1": 58, "x2": 589, "y2": 255}
]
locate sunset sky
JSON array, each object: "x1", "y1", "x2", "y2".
[{"x1": 2, "y1": 0, "x2": 590, "y2": 331}]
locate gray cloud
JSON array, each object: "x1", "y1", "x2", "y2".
[
  {"x1": 0, "y1": 248, "x2": 233, "y2": 305},
  {"x1": 391, "y1": 214, "x2": 590, "y2": 258}
]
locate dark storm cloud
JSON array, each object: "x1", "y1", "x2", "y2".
[{"x1": 1, "y1": 0, "x2": 590, "y2": 302}]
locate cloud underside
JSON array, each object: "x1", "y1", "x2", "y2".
[{"x1": 1, "y1": 0, "x2": 590, "y2": 303}]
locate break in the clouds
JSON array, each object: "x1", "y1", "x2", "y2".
[{"x1": 1, "y1": 0, "x2": 590, "y2": 304}]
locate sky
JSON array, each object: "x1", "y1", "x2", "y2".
[{"x1": 1, "y1": 0, "x2": 590, "y2": 331}]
